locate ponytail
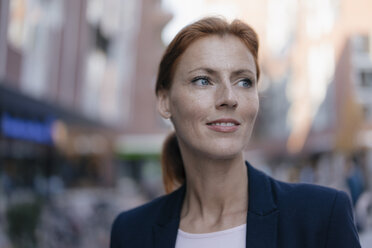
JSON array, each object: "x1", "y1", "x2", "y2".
[{"x1": 161, "y1": 132, "x2": 185, "y2": 193}]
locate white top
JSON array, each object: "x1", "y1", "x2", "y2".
[{"x1": 175, "y1": 224, "x2": 246, "y2": 248}]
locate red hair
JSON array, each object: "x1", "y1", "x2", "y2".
[{"x1": 155, "y1": 17, "x2": 260, "y2": 193}]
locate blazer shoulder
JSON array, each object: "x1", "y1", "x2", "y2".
[
  {"x1": 270, "y1": 178, "x2": 360, "y2": 247},
  {"x1": 111, "y1": 185, "x2": 183, "y2": 232},
  {"x1": 110, "y1": 188, "x2": 183, "y2": 248},
  {"x1": 270, "y1": 177, "x2": 352, "y2": 215},
  {"x1": 112, "y1": 197, "x2": 162, "y2": 232},
  {"x1": 273, "y1": 177, "x2": 345, "y2": 201}
]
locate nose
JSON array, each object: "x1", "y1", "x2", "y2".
[{"x1": 215, "y1": 83, "x2": 238, "y2": 109}]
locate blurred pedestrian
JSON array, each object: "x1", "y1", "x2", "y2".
[{"x1": 347, "y1": 156, "x2": 366, "y2": 206}]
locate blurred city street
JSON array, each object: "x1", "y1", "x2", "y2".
[
  {"x1": 1, "y1": 0, "x2": 372, "y2": 247},
  {"x1": 360, "y1": 230, "x2": 372, "y2": 247}
]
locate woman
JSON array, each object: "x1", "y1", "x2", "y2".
[{"x1": 110, "y1": 17, "x2": 361, "y2": 248}]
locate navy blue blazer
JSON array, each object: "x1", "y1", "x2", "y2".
[{"x1": 110, "y1": 162, "x2": 361, "y2": 248}]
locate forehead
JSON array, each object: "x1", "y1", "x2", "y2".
[{"x1": 175, "y1": 35, "x2": 256, "y2": 76}]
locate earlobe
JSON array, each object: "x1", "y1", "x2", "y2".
[{"x1": 157, "y1": 91, "x2": 171, "y2": 119}]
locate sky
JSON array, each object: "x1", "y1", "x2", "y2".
[{"x1": 161, "y1": 0, "x2": 239, "y2": 44}]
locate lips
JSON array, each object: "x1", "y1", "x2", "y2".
[
  {"x1": 207, "y1": 118, "x2": 240, "y2": 125},
  {"x1": 206, "y1": 118, "x2": 240, "y2": 133}
]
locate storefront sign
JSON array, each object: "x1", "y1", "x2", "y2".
[{"x1": 1, "y1": 113, "x2": 54, "y2": 144}]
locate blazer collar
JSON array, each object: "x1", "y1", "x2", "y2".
[
  {"x1": 246, "y1": 161, "x2": 279, "y2": 248},
  {"x1": 153, "y1": 162, "x2": 279, "y2": 248},
  {"x1": 153, "y1": 184, "x2": 186, "y2": 248}
]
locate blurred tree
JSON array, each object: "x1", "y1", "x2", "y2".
[{"x1": 6, "y1": 201, "x2": 42, "y2": 248}]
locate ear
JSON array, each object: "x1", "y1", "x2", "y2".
[{"x1": 157, "y1": 90, "x2": 171, "y2": 119}]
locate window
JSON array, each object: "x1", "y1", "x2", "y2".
[{"x1": 360, "y1": 71, "x2": 372, "y2": 88}]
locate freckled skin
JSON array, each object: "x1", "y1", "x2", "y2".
[{"x1": 163, "y1": 35, "x2": 259, "y2": 160}]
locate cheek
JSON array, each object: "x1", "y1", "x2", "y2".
[
  {"x1": 169, "y1": 91, "x2": 211, "y2": 123},
  {"x1": 242, "y1": 94, "x2": 259, "y2": 119},
  {"x1": 251, "y1": 99, "x2": 259, "y2": 118},
  {"x1": 170, "y1": 97, "x2": 203, "y2": 131}
]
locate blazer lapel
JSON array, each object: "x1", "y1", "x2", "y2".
[
  {"x1": 153, "y1": 184, "x2": 186, "y2": 248},
  {"x1": 246, "y1": 162, "x2": 279, "y2": 248},
  {"x1": 152, "y1": 163, "x2": 279, "y2": 248},
  {"x1": 153, "y1": 218, "x2": 180, "y2": 248}
]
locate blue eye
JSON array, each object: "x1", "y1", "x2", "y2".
[
  {"x1": 237, "y1": 78, "x2": 253, "y2": 88},
  {"x1": 192, "y1": 77, "x2": 210, "y2": 86}
]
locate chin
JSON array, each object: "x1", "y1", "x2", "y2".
[
  {"x1": 178, "y1": 133, "x2": 249, "y2": 161},
  {"x1": 200, "y1": 142, "x2": 245, "y2": 160},
  {"x1": 204, "y1": 151, "x2": 243, "y2": 161}
]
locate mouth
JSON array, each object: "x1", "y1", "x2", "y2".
[
  {"x1": 206, "y1": 118, "x2": 240, "y2": 133},
  {"x1": 206, "y1": 118, "x2": 241, "y2": 126}
]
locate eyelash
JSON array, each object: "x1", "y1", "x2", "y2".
[
  {"x1": 190, "y1": 76, "x2": 254, "y2": 88},
  {"x1": 191, "y1": 76, "x2": 211, "y2": 86},
  {"x1": 238, "y1": 78, "x2": 253, "y2": 88}
]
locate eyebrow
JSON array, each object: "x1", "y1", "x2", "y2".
[
  {"x1": 188, "y1": 67, "x2": 217, "y2": 75},
  {"x1": 231, "y1": 69, "x2": 255, "y2": 78},
  {"x1": 188, "y1": 67, "x2": 256, "y2": 78}
]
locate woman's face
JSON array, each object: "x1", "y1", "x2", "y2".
[{"x1": 158, "y1": 35, "x2": 259, "y2": 160}]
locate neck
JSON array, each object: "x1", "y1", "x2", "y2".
[{"x1": 180, "y1": 150, "x2": 248, "y2": 229}]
